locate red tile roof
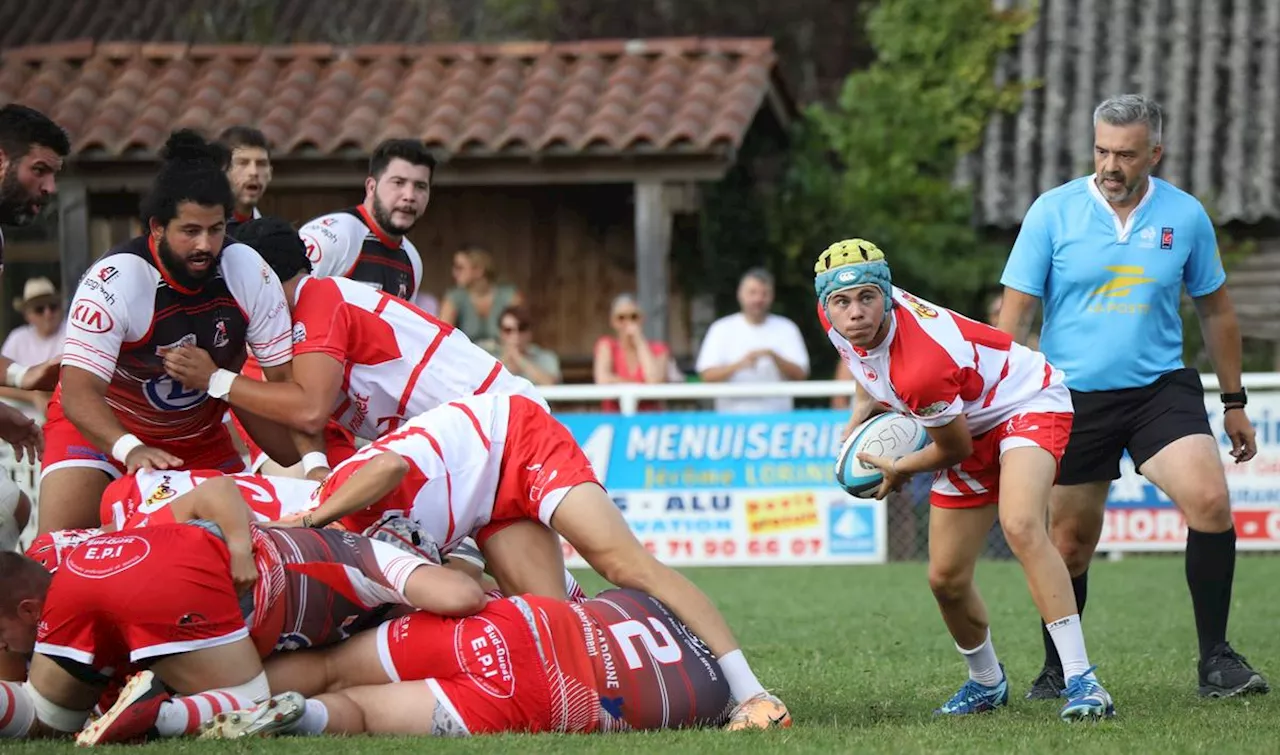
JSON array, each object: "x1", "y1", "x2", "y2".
[{"x1": 0, "y1": 38, "x2": 788, "y2": 159}]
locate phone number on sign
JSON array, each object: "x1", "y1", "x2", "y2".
[{"x1": 563, "y1": 536, "x2": 825, "y2": 561}]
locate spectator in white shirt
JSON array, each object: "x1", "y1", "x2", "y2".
[
  {"x1": 695, "y1": 268, "x2": 810, "y2": 414},
  {"x1": 0, "y1": 276, "x2": 64, "y2": 415}
]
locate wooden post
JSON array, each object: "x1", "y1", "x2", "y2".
[
  {"x1": 57, "y1": 180, "x2": 90, "y2": 304},
  {"x1": 634, "y1": 181, "x2": 672, "y2": 345}
]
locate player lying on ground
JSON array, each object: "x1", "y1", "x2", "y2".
[
  {"x1": 206, "y1": 588, "x2": 732, "y2": 739},
  {"x1": 0, "y1": 529, "x2": 279, "y2": 743},
  {"x1": 273, "y1": 391, "x2": 788, "y2": 730},
  {"x1": 815, "y1": 239, "x2": 1114, "y2": 721},
  {"x1": 97, "y1": 466, "x2": 588, "y2": 602},
  {"x1": 0, "y1": 492, "x2": 484, "y2": 744},
  {"x1": 99, "y1": 468, "x2": 321, "y2": 531},
  {"x1": 160, "y1": 216, "x2": 546, "y2": 480}
]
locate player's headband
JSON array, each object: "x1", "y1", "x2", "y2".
[{"x1": 814, "y1": 238, "x2": 892, "y2": 315}]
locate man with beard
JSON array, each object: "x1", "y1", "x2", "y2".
[
  {"x1": 297, "y1": 138, "x2": 429, "y2": 300},
  {"x1": 0, "y1": 105, "x2": 70, "y2": 457},
  {"x1": 36, "y1": 130, "x2": 299, "y2": 534},
  {"x1": 998, "y1": 94, "x2": 1268, "y2": 700},
  {"x1": 220, "y1": 127, "x2": 272, "y2": 240},
  {"x1": 229, "y1": 139, "x2": 431, "y2": 479}
]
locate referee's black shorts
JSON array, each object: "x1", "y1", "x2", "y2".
[{"x1": 1057, "y1": 367, "x2": 1213, "y2": 485}]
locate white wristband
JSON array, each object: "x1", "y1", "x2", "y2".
[
  {"x1": 206, "y1": 369, "x2": 238, "y2": 400},
  {"x1": 111, "y1": 434, "x2": 145, "y2": 464},
  {"x1": 301, "y1": 452, "x2": 330, "y2": 475},
  {"x1": 6, "y1": 362, "x2": 29, "y2": 388}
]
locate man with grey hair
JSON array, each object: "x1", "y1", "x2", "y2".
[
  {"x1": 696, "y1": 268, "x2": 809, "y2": 414},
  {"x1": 998, "y1": 94, "x2": 1267, "y2": 700}
]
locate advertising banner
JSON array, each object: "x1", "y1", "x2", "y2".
[
  {"x1": 1100, "y1": 392, "x2": 1280, "y2": 551},
  {"x1": 556, "y1": 410, "x2": 887, "y2": 566}
]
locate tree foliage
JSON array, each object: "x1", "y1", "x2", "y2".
[
  {"x1": 773, "y1": 0, "x2": 1035, "y2": 303},
  {"x1": 717, "y1": 0, "x2": 1036, "y2": 375}
]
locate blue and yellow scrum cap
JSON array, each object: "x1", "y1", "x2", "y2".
[{"x1": 814, "y1": 238, "x2": 892, "y2": 314}]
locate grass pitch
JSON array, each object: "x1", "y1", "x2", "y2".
[{"x1": 14, "y1": 555, "x2": 1280, "y2": 753}]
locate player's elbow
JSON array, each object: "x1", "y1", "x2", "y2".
[
  {"x1": 375, "y1": 451, "x2": 411, "y2": 480},
  {"x1": 430, "y1": 574, "x2": 489, "y2": 617},
  {"x1": 296, "y1": 405, "x2": 331, "y2": 436}
]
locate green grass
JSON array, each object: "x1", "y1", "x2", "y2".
[{"x1": 14, "y1": 556, "x2": 1280, "y2": 753}]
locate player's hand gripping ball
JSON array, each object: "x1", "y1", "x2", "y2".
[{"x1": 835, "y1": 413, "x2": 929, "y2": 498}]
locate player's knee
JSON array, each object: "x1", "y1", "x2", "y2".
[
  {"x1": 24, "y1": 680, "x2": 91, "y2": 735},
  {"x1": 998, "y1": 512, "x2": 1048, "y2": 557},
  {"x1": 927, "y1": 564, "x2": 971, "y2": 604},
  {"x1": 1179, "y1": 484, "x2": 1232, "y2": 532}
]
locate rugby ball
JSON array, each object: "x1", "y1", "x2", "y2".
[{"x1": 835, "y1": 413, "x2": 929, "y2": 498}]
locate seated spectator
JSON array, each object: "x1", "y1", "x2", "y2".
[
  {"x1": 413, "y1": 289, "x2": 440, "y2": 317},
  {"x1": 0, "y1": 276, "x2": 64, "y2": 415},
  {"x1": 594, "y1": 293, "x2": 670, "y2": 412},
  {"x1": 696, "y1": 268, "x2": 810, "y2": 414},
  {"x1": 438, "y1": 245, "x2": 522, "y2": 352},
  {"x1": 496, "y1": 304, "x2": 561, "y2": 386}
]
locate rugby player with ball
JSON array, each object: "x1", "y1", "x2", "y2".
[{"x1": 817, "y1": 239, "x2": 1114, "y2": 721}]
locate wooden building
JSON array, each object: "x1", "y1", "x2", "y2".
[{"x1": 0, "y1": 38, "x2": 794, "y2": 380}]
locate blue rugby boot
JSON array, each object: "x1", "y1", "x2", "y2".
[
  {"x1": 935, "y1": 664, "x2": 1009, "y2": 715},
  {"x1": 1060, "y1": 666, "x2": 1116, "y2": 721}
]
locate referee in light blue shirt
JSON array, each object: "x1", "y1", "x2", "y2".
[{"x1": 998, "y1": 94, "x2": 1267, "y2": 700}]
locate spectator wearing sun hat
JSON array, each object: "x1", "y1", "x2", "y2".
[{"x1": 0, "y1": 276, "x2": 64, "y2": 414}]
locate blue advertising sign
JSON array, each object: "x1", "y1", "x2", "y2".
[{"x1": 556, "y1": 410, "x2": 886, "y2": 566}]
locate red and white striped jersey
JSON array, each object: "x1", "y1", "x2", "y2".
[
  {"x1": 820, "y1": 287, "x2": 1069, "y2": 434},
  {"x1": 290, "y1": 276, "x2": 545, "y2": 440},
  {"x1": 317, "y1": 393, "x2": 513, "y2": 552},
  {"x1": 99, "y1": 468, "x2": 320, "y2": 530}
]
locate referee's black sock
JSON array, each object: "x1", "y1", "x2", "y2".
[
  {"x1": 1186, "y1": 527, "x2": 1237, "y2": 659},
  {"x1": 1041, "y1": 570, "x2": 1089, "y2": 669}
]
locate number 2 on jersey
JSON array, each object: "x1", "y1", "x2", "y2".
[{"x1": 607, "y1": 618, "x2": 684, "y2": 670}]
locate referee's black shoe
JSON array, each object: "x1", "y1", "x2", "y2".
[
  {"x1": 1026, "y1": 664, "x2": 1066, "y2": 700},
  {"x1": 1199, "y1": 643, "x2": 1270, "y2": 698}
]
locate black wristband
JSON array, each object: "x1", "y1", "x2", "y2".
[{"x1": 1220, "y1": 389, "x2": 1248, "y2": 407}]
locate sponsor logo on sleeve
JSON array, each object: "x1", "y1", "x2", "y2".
[
  {"x1": 70, "y1": 299, "x2": 114, "y2": 334},
  {"x1": 915, "y1": 400, "x2": 950, "y2": 417},
  {"x1": 302, "y1": 234, "x2": 323, "y2": 263}
]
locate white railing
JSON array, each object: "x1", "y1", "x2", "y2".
[
  {"x1": 8, "y1": 372, "x2": 1280, "y2": 551},
  {"x1": 538, "y1": 372, "x2": 1280, "y2": 415}
]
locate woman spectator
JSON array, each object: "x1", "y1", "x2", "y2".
[
  {"x1": 496, "y1": 304, "x2": 561, "y2": 386},
  {"x1": 593, "y1": 293, "x2": 670, "y2": 412},
  {"x1": 438, "y1": 245, "x2": 522, "y2": 352}
]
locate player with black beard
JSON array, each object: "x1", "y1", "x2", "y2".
[
  {"x1": 36, "y1": 130, "x2": 301, "y2": 534},
  {"x1": 296, "y1": 139, "x2": 431, "y2": 301},
  {"x1": 0, "y1": 105, "x2": 71, "y2": 458},
  {"x1": 224, "y1": 139, "x2": 433, "y2": 480}
]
